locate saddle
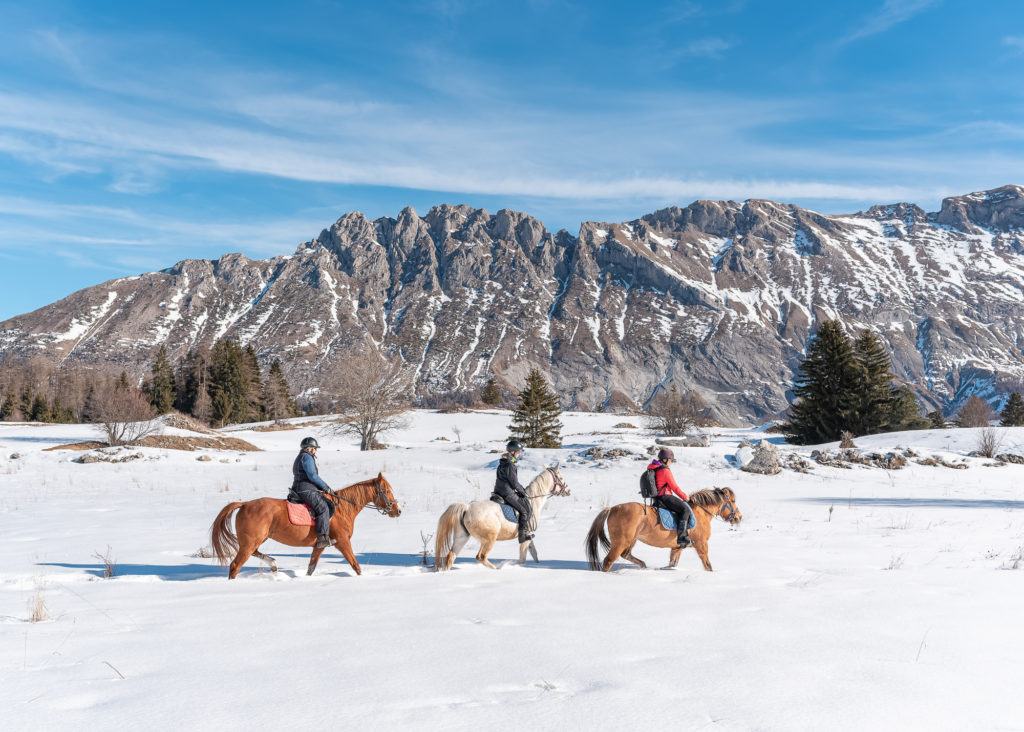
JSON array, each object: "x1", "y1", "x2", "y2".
[
  {"x1": 286, "y1": 501, "x2": 316, "y2": 526},
  {"x1": 490, "y1": 493, "x2": 520, "y2": 523},
  {"x1": 656, "y1": 507, "x2": 678, "y2": 531},
  {"x1": 285, "y1": 488, "x2": 336, "y2": 526}
]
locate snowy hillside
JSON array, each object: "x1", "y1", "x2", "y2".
[
  {"x1": 4, "y1": 186, "x2": 1024, "y2": 422},
  {"x1": 2, "y1": 411, "x2": 1023, "y2": 730}
]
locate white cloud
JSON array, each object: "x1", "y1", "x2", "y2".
[
  {"x1": 835, "y1": 0, "x2": 941, "y2": 46},
  {"x1": 1004, "y1": 36, "x2": 1024, "y2": 55}
]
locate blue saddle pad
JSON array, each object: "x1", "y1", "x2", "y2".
[
  {"x1": 657, "y1": 507, "x2": 677, "y2": 530},
  {"x1": 500, "y1": 503, "x2": 519, "y2": 523}
]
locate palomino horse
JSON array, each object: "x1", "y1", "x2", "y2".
[
  {"x1": 434, "y1": 465, "x2": 570, "y2": 570},
  {"x1": 585, "y1": 487, "x2": 741, "y2": 572},
  {"x1": 210, "y1": 473, "x2": 401, "y2": 578}
]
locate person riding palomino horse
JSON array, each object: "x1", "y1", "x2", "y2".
[
  {"x1": 649, "y1": 448, "x2": 695, "y2": 548},
  {"x1": 291, "y1": 437, "x2": 334, "y2": 549},
  {"x1": 493, "y1": 440, "x2": 534, "y2": 545}
]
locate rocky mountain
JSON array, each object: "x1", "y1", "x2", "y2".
[{"x1": 3, "y1": 186, "x2": 1024, "y2": 424}]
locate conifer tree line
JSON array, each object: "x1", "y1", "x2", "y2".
[
  {"x1": 0, "y1": 339, "x2": 299, "y2": 426},
  {"x1": 784, "y1": 321, "x2": 932, "y2": 444}
]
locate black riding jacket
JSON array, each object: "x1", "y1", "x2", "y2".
[{"x1": 494, "y1": 455, "x2": 526, "y2": 497}]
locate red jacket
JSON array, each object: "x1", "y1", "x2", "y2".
[{"x1": 648, "y1": 461, "x2": 688, "y2": 501}]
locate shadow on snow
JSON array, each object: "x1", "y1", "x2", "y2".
[{"x1": 794, "y1": 497, "x2": 1024, "y2": 510}]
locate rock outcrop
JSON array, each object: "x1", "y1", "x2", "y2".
[{"x1": 3, "y1": 186, "x2": 1024, "y2": 423}]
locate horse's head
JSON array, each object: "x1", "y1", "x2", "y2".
[
  {"x1": 374, "y1": 473, "x2": 401, "y2": 517},
  {"x1": 547, "y1": 464, "x2": 570, "y2": 496},
  {"x1": 716, "y1": 487, "x2": 741, "y2": 525}
]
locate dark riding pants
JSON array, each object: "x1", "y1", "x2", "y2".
[
  {"x1": 296, "y1": 488, "x2": 332, "y2": 536},
  {"x1": 497, "y1": 489, "x2": 533, "y2": 543},
  {"x1": 654, "y1": 495, "x2": 695, "y2": 542}
]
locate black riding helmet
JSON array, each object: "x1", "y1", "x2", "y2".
[
  {"x1": 506, "y1": 440, "x2": 524, "y2": 454},
  {"x1": 300, "y1": 436, "x2": 320, "y2": 450}
]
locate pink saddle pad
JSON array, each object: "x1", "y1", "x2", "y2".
[{"x1": 286, "y1": 501, "x2": 316, "y2": 526}]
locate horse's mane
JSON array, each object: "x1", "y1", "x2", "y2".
[
  {"x1": 335, "y1": 476, "x2": 383, "y2": 494},
  {"x1": 688, "y1": 487, "x2": 727, "y2": 507},
  {"x1": 526, "y1": 468, "x2": 549, "y2": 497}
]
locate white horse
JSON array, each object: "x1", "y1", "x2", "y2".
[{"x1": 434, "y1": 465, "x2": 570, "y2": 570}]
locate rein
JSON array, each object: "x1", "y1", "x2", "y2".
[
  {"x1": 691, "y1": 491, "x2": 738, "y2": 522},
  {"x1": 327, "y1": 479, "x2": 397, "y2": 516},
  {"x1": 525, "y1": 468, "x2": 569, "y2": 500}
]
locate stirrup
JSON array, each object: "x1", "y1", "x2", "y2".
[{"x1": 315, "y1": 534, "x2": 333, "y2": 549}]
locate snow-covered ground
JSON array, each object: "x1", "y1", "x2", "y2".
[{"x1": 2, "y1": 411, "x2": 1023, "y2": 731}]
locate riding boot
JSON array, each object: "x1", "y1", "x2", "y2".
[
  {"x1": 676, "y1": 528, "x2": 692, "y2": 548},
  {"x1": 315, "y1": 533, "x2": 333, "y2": 549}
]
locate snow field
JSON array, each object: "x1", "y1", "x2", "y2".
[{"x1": 1, "y1": 412, "x2": 1023, "y2": 731}]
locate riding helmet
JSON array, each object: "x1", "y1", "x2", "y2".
[
  {"x1": 506, "y1": 439, "x2": 524, "y2": 454},
  {"x1": 657, "y1": 447, "x2": 675, "y2": 462},
  {"x1": 300, "y1": 436, "x2": 321, "y2": 450}
]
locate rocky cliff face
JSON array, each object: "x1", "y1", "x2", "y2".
[{"x1": 3, "y1": 186, "x2": 1024, "y2": 423}]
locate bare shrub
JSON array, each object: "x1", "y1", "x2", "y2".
[
  {"x1": 976, "y1": 427, "x2": 1005, "y2": 459},
  {"x1": 93, "y1": 545, "x2": 117, "y2": 578},
  {"x1": 645, "y1": 386, "x2": 712, "y2": 436},
  {"x1": 29, "y1": 581, "x2": 48, "y2": 622},
  {"x1": 326, "y1": 351, "x2": 411, "y2": 451},
  {"x1": 956, "y1": 395, "x2": 996, "y2": 428},
  {"x1": 92, "y1": 379, "x2": 158, "y2": 446},
  {"x1": 839, "y1": 430, "x2": 856, "y2": 449}
]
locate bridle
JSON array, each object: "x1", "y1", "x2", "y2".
[
  {"x1": 546, "y1": 467, "x2": 568, "y2": 494},
  {"x1": 328, "y1": 478, "x2": 398, "y2": 516},
  {"x1": 693, "y1": 490, "x2": 739, "y2": 523}
]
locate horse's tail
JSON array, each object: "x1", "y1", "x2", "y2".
[
  {"x1": 434, "y1": 503, "x2": 467, "y2": 571},
  {"x1": 585, "y1": 507, "x2": 613, "y2": 571},
  {"x1": 210, "y1": 502, "x2": 244, "y2": 567}
]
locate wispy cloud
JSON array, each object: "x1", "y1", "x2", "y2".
[
  {"x1": 1004, "y1": 36, "x2": 1024, "y2": 55},
  {"x1": 835, "y1": 0, "x2": 940, "y2": 46},
  {"x1": 677, "y1": 37, "x2": 736, "y2": 58}
]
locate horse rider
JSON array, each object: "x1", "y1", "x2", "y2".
[
  {"x1": 649, "y1": 447, "x2": 695, "y2": 548},
  {"x1": 292, "y1": 436, "x2": 334, "y2": 549},
  {"x1": 494, "y1": 440, "x2": 534, "y2": 545}
]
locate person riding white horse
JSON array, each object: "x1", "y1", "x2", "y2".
[{"x1": 492, "y1": 440, "x2": 534, "y2": 545}]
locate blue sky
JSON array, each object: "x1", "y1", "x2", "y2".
[{"x1": 2, "y1": 0, "x2": 1023, "y2": 320}]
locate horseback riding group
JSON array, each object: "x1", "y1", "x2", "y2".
[{"x1": 210, "y1": 436, "x2": 741, "y2": 578}]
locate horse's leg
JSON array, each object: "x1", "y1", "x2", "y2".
[
  {"x1": 446, "y1": 525, "x2": 472, "y2": 570},
  {"x1": 527, "y1": 541, "x2": 539, "y2": 563},
  {"x1": 252, "y1": 548, "x2": 278, "y2": 573},
  {"x1": 692, "y1": 538, "x2": 712, "y2": 571},
  {"x1": 621, "y1": 543, "x2": 647, "y2": 569},
  {"x1": 475, "y1": 533, "x2": 498, "y2": 569},
  {"x1": 668, "y1": 547, "x2": 682, "y2": 568},
  {"x1": 228, "y1": 539, "x2": 260, "y2": 579},
  {"x1": 334, "y1": 533, "x2": 362, "y2": 575},
  {"x1": 306, "y1": 546, "x2": 325, "y2": 576},
  {"x1": 517, "y1": 539, "x2": 531, "y2": 564}
]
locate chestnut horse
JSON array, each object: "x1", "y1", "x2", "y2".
[
  {"x1": 585, "y1": 487, "x2": 741, "y2": 572},
  {"x1": 210, "y1": 473, "x2": 401, "y2": 579}
]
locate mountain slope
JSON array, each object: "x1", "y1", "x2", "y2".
[{"x1": 4, "y1": 187, "x2": 1024, "y2": 423}]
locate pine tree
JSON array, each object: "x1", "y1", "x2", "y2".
[
  {"x1": 481, "y1": 378, "x2": 501, "y2": 407},
  {"x1": 850, "y1": 330, "x2": 894, "y2": 435},
  {"x1": 117, "y1": 371, "x2": 131, "y2": 391},
  {"x1": 0, "y1": 391, "x2": 14, "y2": 421},
  {"x1": 784, "y1": 320, "x2": 861, "y2": 445},
  {"x1": 262, "y1": 359, "x2": 298, "y2": 421},
  {"x1": 208, "y1": 339, "x2": 248, "y2": 426},
  {"x1": 242, "y1": 344, "x2": 265, "y2": 422},
  {"x1": 926, "y1": 410, "x2": 946, "y2": 429},
  {"x1": 884, "y1": 385, "x2": 929, "y2": 431},
  {"x1": 146, "y1": 345, "x2": 177, "y2": 415},
  {"x1": 508, "y1": 368, "x2": 563, "y2": 448},
  {"x1": 29, "y1": 394, "x2": 50, "y2": 422},
  {"x1": 1000, "y1": 392, "x2": 1024, "y2": 427}
]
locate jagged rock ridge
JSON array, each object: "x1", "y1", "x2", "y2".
[{"x1": 3, "y1": 186, "x2": 1024, "y2": 424}]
